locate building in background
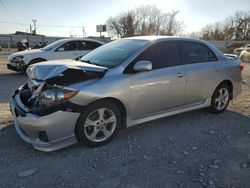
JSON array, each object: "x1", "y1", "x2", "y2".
[{"x1": 0, "y1": 31, "x2": 111, "y2": 48}]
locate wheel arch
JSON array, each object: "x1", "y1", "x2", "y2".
[
  {"x1": 80, "y1": 97, "x2": 127, "y2": 129},
  {"x1": 29, "y1": 58, "x2": 47, "y2": 64}
]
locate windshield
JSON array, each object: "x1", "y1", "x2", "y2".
[
  {"x1": 42, "y1": 40, "x2": 65, "y2": 51},
  {"x1": 80, "y1": 39, "x2": 149, "y2": 68}
]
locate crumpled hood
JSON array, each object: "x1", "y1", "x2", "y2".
[
  {"x1": 27, "y1": 59, "x2": 108, "y2": 80},
  {"x1": 8, "y1": 49, "x2": 42, "y2": 61}
]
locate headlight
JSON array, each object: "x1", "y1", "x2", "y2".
[
  {"x1": 12, "y1": 56, "x2": 24, "y2": 63},
  {"x1": 39, "y1": 87, "x2": 78, "y2": 107}
]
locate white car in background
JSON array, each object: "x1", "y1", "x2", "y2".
[
  {"x1": 7, "y1": 38, "x2": 105, "y2": 73},
  {"x1": 233, "y1": 47, "x2": 245, "y2": 57},
  {"x1": 240, "y1": 47, "x2": 250, "y2": 63}
]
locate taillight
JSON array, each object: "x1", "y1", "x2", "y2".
[{"x1": 240, "y1": 64, "x2": 244, "y2": 72}]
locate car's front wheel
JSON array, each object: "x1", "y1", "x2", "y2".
[
  {"x1": 22, "y1": 58, "x2": 47, "y2": 73},
  {"x1": 210, "y1": 84, "x2": 230, "y2": 114},
  {"x1": 75, "y1": 100, "x2": 122, "y2": 147}
]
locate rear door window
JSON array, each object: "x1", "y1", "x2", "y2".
[
  {"x1": 84, "y1": 41, "x2": 102, "y2": 50},
  {"x1": 182, "y1": 41, "x2": 217, "y2": 64},
  {"x1": 75, "y1": 41, "x2": 87, "y2": 50}
]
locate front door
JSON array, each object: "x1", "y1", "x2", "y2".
[
  {"x1": 52, "y1": 41, "x2": 84, "y2": 60},
  {"x1": 128, "y1": 41, "x2": 187, "y2": 119}
]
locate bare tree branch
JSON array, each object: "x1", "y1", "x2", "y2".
[{"x1": 106, "y1": 5, "x2": 183, "y2": 38}]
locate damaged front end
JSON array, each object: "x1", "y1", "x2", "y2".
[
  {"x1": 17, "y1": 60, "x2": 108, "y2": 116},
  {"x1": 7, "y1": 56, "x2": 27, "y2": 72},
  {"x1": 10, "y1": 60, "x2": 108, "y2": 151},
  {"x1": 15, "y1": 83, "x2": 81, "y2": 116}
]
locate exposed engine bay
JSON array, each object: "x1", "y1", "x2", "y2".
[{"x1": 16, "y1": 61, "x2": 108, "y2": 116}]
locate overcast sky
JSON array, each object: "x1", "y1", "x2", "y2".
[{"x1": 0, "y1": 0, "x2": 249, "y2": 37}]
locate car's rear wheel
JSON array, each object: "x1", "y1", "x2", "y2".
[
  {"x1": 210, "y1": 84, "x2": 230, "y2": 114},
  {"x1": 75, "y1": 100, "x2": 122, "y2": 147}
]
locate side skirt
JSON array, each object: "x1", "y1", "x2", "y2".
[{"x1": 126, "y1": 98, "x2": 211, "y2": 127}]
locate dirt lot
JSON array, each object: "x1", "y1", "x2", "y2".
[{"x1": 0, "y1": 49, "x2": 250, "y2": 188}]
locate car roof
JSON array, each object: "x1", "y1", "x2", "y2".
[
  {"x1": 56, "y1": 38, "x2": 105, "y2": 44},
  {"x1": 125, "y1": 35, "x2": 207, "y2": 43},
  {"x1": 124, "y1": 35, "x2": 227, "y2": 61},
  {"x1": 126, "y1": 36, "x2": 177, "y2": 40}
]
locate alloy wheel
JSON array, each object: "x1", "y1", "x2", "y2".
[
  {"x1": 84, "y1": 108, "x2": 117, "y2": 142},
  {"x1": 214, "y1": 88, "x2": 229, "y2": 111}
]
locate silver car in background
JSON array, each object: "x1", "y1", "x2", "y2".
[{"x1": 10, "y1": 36, "x2": 243, "y2": 151}]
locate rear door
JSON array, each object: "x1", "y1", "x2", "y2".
[
  {"x1": 128, "y1": 41, "x2": 187, "y2": 119},
  {"x1": 181, "y1": 41, "x2": 221, "y2": 105}
]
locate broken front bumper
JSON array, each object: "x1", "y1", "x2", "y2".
[{"x1": 10, "y1": 88, "x2": 81, "y2": 152}]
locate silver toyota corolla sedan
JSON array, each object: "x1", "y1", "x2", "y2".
[{"x1": 10, "y1": 36, "x2": 243, "y2": 151}]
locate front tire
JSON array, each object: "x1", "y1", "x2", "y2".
[
  {"x1": 22, "y1": 58, "x2": 46, "y2": 74},
  {"x1": 75, "y1": 100, "x2": 122, "y2": 147},
  {"x1": 210, "y1": 84, "x2": 230, "y2": 114}
]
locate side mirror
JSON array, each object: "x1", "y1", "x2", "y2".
[
  {"x1": 133, "y1": 60, "x2": 152, "y2": 72},
  {"x1": 57, "y1": 47, "x2": 64, "y2": 52}
]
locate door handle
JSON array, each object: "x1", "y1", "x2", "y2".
[{"x1": 176, "y1": 72, "x2": 185, "y2": 78}]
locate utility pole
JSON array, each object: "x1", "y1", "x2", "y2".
[
  {"x1": 69, "y1": 30, "x2": 74, "y2": 37},
  {"x1": 82, "y1": 27, "x2": 85, "y2": 37},
  {"x1": 29, "y1": 24, "x2": 32, "y2": 34},
  {"x1": 32, "y1": 19, "x2": 37, "y2": 35}
]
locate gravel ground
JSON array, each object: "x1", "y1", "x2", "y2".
[
  {"x1": 0, "y1": 49, "x2": 26, "y2": 125},
  {"x1": 0, "y1": 49, "x2": 250, "y2": 188}
]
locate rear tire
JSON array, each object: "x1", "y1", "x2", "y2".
[
  {"x1": 210, "y1": 84, "x2": 230, "y2": 114},
  {"x1": 75, "y1": 100, "x2": 122, "y2": 147}
]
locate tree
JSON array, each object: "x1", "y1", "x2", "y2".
[
  {"x1": 106, "y1": 5, "x2": 183, "y2": 38},
  {"x1": 234, "y1": 11, "x2": 250, "y2": 40},
  {"x1": 200, "y1": 10, "x2": 250, "y2": 40}
]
